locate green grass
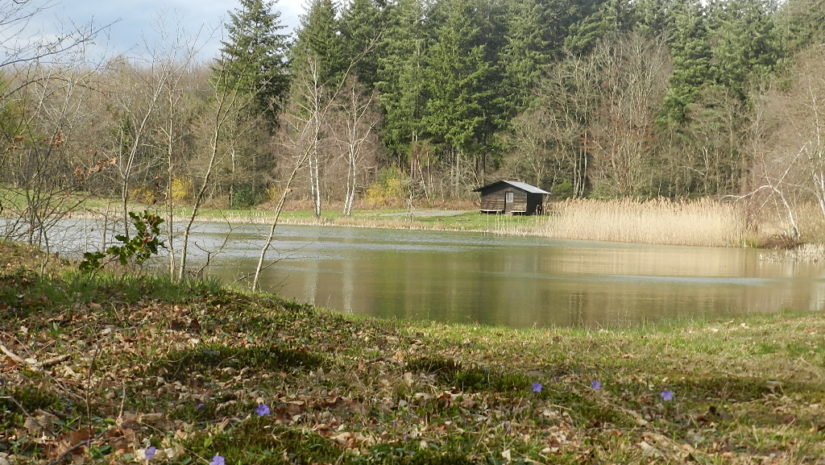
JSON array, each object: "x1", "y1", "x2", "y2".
[
  {"x1": 2, "y1": 239, "x2": 825, "y2": 464},
  {"x1": 150, "y1": 344, "x2": 324, "y2": 381}
]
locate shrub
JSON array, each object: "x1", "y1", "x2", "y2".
[
  {"x1": 170, "y1": 177, "x2": 192, "y2": 202},
  {"x1": 365, "y1": 167, "x2": 410, "y2": 208}
]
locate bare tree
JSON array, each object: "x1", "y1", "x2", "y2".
[
  {"x1": 333, "y1": 77, "x2": 379, "y2": 216},
  {"x1": 252, "y1": 54, "x2": 354, "y2": 289},
  {"x1": 151, "y1": 21, "x2": 207, "y2": 279},
  {"x1": 745, "y1": 46, "x2": 825, "y2": 240},
  {"x1": 504, "y1": 50, "x2": 599, "y2": 197},
  {"x1": 107, "y1": 58, "x2": 169, "y2": 238},
  {"x1": 0, "y1": 0, "x2": 103, "y2": 82},
  {"x1": 0, "y1": 62, "x2": 98, "y2": 253},
  {"x1": 587, "y1": 34, "x2": 670, "y2": 197},
  {"x1": 178, "y1": 74, "x2": 250, "y2": 281}
]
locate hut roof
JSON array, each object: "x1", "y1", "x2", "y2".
[{"x1": 473, "y1": 180, "x2": 550, "y2": 195}]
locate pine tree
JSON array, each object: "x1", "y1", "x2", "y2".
[
  {"x1": 563, "y1": 0, "x2": 633, "y2": 55},
  {"x1": 292, "y1": 0, "x2": 346, "y2": 86},
  {"x1": 422, "y1": 0, "x2": 498, "y2": 187},
  {"x1": 339, "y1": 0, "x2": 385, "y2": 88},
  {"x1": 707, "y1": 0, "x2": 781, "y2": 101},
  {"x1": 215, "y1": 0, "x2": 290, "y2": 125},
  {"x1": 778, "y1": 0, "x2": 825, "y2": 52},
  {"x1": 375, "y1": 0, "x2": 427, "y2": 164},
  {"x1": 661, "y1": 0, "x2": 711, "y2": 123},
  {"x1": 635, "y1": 0, "x2": 670, "y2": 38},
  {"x1": 500, "y1": 0, "x2": 550, "y2": 111}
]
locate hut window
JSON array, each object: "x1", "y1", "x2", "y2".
[{"x1": 506, "y1": 192, "x2": 513, "y2": 203}]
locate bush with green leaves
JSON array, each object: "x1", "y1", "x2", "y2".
[{"x1": 79, "y1": 211, "x2": 165, "y2": 271}]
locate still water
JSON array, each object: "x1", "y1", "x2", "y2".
[{"x1": 48, "y1": 221, "x2": 825, "y2": 328}]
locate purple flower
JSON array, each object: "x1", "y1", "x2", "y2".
[
  {"x1": 590, "y1": 380, "x2": 602, "y2": 390},
  {"x1": 145, "y1": 446, "x2": 157, "y2": 461},
  {"x1": 210, "y1": 455, "x2": 225, "y2": 465},
  {"x1": 660, "y1": 389, "x2": 674, "y2": 402},
  {"x1": 196, "y1": 403, "x2": 205, "y2": 410},
  {"x1": 531, "y1": 382, "x2": 543, "y2": 393},
  {"x1": 255, "y1": 403, "x2": 270, "y2": 416}
]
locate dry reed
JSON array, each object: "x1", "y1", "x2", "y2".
[{"x1": 501, "y1": 198, "x2": 748, "y2": 247}]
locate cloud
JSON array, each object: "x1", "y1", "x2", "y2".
[{"x1": 23, "y1": 0, "x2": 307, "y2": 63}]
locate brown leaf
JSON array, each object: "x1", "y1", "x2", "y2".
[
  {"x1": 69, "y1": 428, "x2": 93, "y2": 445},
  {"x1": 330, "y1": 432, "x2": 358, "y2": 449}
]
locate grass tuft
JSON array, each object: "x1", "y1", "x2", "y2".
[
  {"x1": 407, "y1": 356, "x2": 529, "y2": 392},
  {"x1": 181, "y1": 418, "x2": 340, "y2": 465},
  {"x1": 151, "y1": 344, "x2": 323, "y2": 381}
]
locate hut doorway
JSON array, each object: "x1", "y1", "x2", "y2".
[{"x1": 505, "y1": 191, "x2": 514, "y2": 214}]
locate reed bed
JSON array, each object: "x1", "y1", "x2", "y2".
[{"x1": 501, "y1": 198, "x2": 749, "y2": 247}]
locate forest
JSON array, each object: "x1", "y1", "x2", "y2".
[{"x1": 2, "y1": 0, "x2": 825, "y2": 238}]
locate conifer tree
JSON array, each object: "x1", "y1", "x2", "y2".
[
  {"x1": 422, "y1": 0, "x2": 498, "y2": 188},
  {"x1": 707, "y1": 0, "x2": 781, "y2": 101},
  {"x1": 375, "y1": 0, "x2": 427, "y2": 164},
  {"x1": 292, "y1": 0, "x2": 346, "y2": 86},
  {"x1": 564, "y1": 0, "x2": 632, "y2": 55},
  {"x1": 635, "y1": 0, "x2": 671, "y2": 38},
  {"x1": 500, "y1": 0, "x2": 551, "y2": 111},
  {"x1": 777, "y1": 0, "x2": 825, "y2": 52},
  {"x1": 216, "y1": 0, "x2": 290, "y2": 125},
  {"x1": 339, "y1": 0, "x2": 385, "y2": 88},
  {"x1": 661, "y1": 0, "x2": 711, "y2": 123}
]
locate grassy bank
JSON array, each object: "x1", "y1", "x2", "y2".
[
  {"x1": 2, "y1": 241, "x2": 825, "y2": 464},
  {"x1": 1, "y1": 183, "x2": 818, "y2": 247},
  {"x1": 2, "y1": 186, "x2": 809, "y2": 247},
  {"x1": 175, "y1": 198, "x2": 760, "y2": 247}
]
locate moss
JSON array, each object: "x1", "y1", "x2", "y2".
[
  {"x1": 0, "y1": 385, "x2": 60, "y2": 413},
  {"x1": 180, "y1": 419, "x2": 340, "y2": 465},
  {"x1": 150, "y1": 344, "x2": 323, "y2": 381},
  {"x1": 406, "y1": 356, "x2": 461, "y2": 380},
  {"x1": 0, "y1": 385, "x2": 65, "y2": 433},
  {"x1": 407, "y1": 356, "x2": 529, "y2": 393},
  {"x1": 358, "y1": 442, "x2": 476, "y2": 465}
]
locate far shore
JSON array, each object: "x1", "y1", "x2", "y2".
[{"x1": 59, "y1": 196, "x2": 818, "y2": 249}]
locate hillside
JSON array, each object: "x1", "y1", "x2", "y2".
[{"x1": 2, "y1": 241, "x2": 825, "y2": 464}]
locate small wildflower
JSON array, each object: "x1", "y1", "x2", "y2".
[
  {"x1": 196, "y1": 403, "x2": 205, "y2": 410},
  {"x1": 145, "y1": 446, "x2": 157, "y2": 461},
  {"x1": 590, "y1": 380, "x2": 601, "y2": 390},
  {"x1": 255, "y1": 403, "x2": 270, "y2": 416},
  {"x1": 531, "y1": 382, "x2": 543, "y2": 393},
  {"x1": 210, "y1": 455, "x2": 225, "y2": 465},
  {"x1": 660, "y1": 389, "x2": 674, "y2": 402}
]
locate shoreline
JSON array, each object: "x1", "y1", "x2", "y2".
[{"x1": 4, "y1": 194, "x2": 820, "y2": 248}]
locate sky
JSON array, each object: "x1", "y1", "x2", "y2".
[{"x1": 23, "y1": 0, "x2": 306, "y2": 63}]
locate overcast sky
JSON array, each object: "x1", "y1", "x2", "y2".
[{"x1": 26, "y1": 0, "x2": 306, "y2": 63}]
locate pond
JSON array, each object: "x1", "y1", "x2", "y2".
[{"x1": 46, "y1": 220, "x2": 825, "y2": 328}]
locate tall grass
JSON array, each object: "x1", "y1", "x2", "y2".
[{"x1": 500, "y1": 198, "x2": 749, "y2": 247}]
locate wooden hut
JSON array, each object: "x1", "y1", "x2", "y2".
[{"x1": 473, "y1": 180, "x2": 549, "y2": 215}]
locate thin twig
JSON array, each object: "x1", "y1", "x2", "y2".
[
  {"x1": 40, "y1": 353, "x2": 71, "y2": 368},
  {"x1": 0, "y1": 395, "x2": 31, "y2": 417},
  {"x1": 0, "y1": 343, "x2": 25, "y2": 364}
]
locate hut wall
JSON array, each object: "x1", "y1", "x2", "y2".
[
  {"x1": 480, "y1": 193, "x2": 505, "y2": 212},
  {"x1": 479, "y1": 183, "x2": 508, "y2": 212},
  {"x1": 480, "y1": 184, "x2": 529, "y2": 213},
  {"x1": 510, "y1": 191, "x2": 528, "y2": 213}
]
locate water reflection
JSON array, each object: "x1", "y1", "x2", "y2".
[{"x1": 38, "y1": 219, "x2": 825, "y2": 328}]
